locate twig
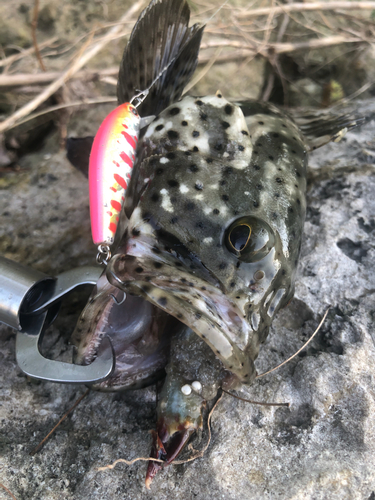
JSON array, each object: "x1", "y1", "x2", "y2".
[
  {"x1": 0, "y1": 67, "x2": 119, "y2": 87},
  {"x1": 0, "y1": 483, "x2": 17, "y2": 500},
  {"x1": 256, "y1": 308, "x2": 331, "y2": 379},
  {"x1": 31, "y1": 0, "x2": 45, "y2": 71},
  {"x1": 6, "y1": 97, "x2": 117, "y2": 130},
  {"x1": 240, "y1": 2, "x2": 375, "y2": 19},
  {"x1": 29, "y1": 389, "x2": 90, "y2": 456},
  {"x1": 222, "y1": 388, "x2": 290, "y2": 407},
  {"x1": 96, "y1": 456, "x2": 164, "y2": 471},
  {"x1": 0, "y1": 0, "x2": 146, "y2": 134},
  {"x1": 0, "y1": 37, "x2": 58, "y2": 68}
]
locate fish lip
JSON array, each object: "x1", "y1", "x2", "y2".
[{"x1": 106, "y1": 251, "x2": 256, "y2": 383}]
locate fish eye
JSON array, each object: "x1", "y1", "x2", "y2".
[{"x1": 224, "y1": 217, "x2": 274, "y2": 262}]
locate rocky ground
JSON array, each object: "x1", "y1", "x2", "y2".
[{"x1": 1, "y1": 1, "x2": 375, "y2": 499}]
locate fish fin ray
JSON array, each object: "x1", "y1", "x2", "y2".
[
  {"x1": 117, "y1": 0, "x2": 204, "y2": 116},
  {"x1": 290, "y1": 109, "x2": 366, "y2": 151}
]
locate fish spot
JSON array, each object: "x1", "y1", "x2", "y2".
[
  {"x1": 132, "y1": 228, "x2": 140, "y2": 236},
  {"x1": 196, "y1": 221, "x2": 204, "y2": 229},
  {"x1": 180, "y1": 278, "x2": 187, "y2": 283},
  {"x1": 170, "y1": 216, "x2": 178, "y2": 224},
  {"x1": 195, "y1": 182, "x2": 203, "y2": 190},
  {"x1": 221, "y1": 121, "x2": 230, "y2": 129},
  {"x1": 222, "y1": 194, "x2": 229, "y2": 201},
  {"x1": 276, "y1": 177, "x2": 283, "y2": 183},
  {"x1": 169, "y1": 107, "x2": 180, "y2": 116},
  {"x1": 253, "y1": 201, "x2": 259, "y2": 208},
  {"x1": 135, "y1": 266, "x2": 143, "y2": 273},
  {"x1": 282, "y1": 269, "x2": 286, "y2": 276},
  {"x1": 219, "y1": 262, "x2": 227, "y2": 269},
  {"x1": 282, "y1": 124, "x2": 287, "y2": 128},
  {"x1": 177, "y1": 313, "x2": 183, "y2": 319},
  {"x1": 256, "y1": 183, "x2": 263, "y2": 190},
  {"x1": 195, "y1": 99, "x2": 203, "y2": 106},
  {"x1": 253, "y1": 150, "x2": 259, "y2": 155},
  {"x1": 189, "y1": 164, "x2": 199, "y2": 172},
  {"x1": 238, "y1": 145, "x2": 245, "y2": 151},
  {"x1": 253, "y1": 164, "x2": 260, "y2": 170},
  {"x1": 155, "y1": 124, "x2": 164, "y2": 131},
  {"x1": 272, "y1": 212, "x2": 278, "y2": 220},
  {"x1": 195, "y1": 312, "x2": 202, "y2": 319},
  {"x1": 258, "y1": 121, "x2": 264, "y2": 125},
  {"x1": 158, "y1": 297, "x2": 167, "y2": 306},
  {"x1": 181, "y1": 120, "x2": 188, "y2": 126},
  {"x1": 193, "y1": 146, "x2": 199, "y2": 152},
  {"x1": 292, "y1": 150, "x2": 297, "y2": 154},
  {"x1": 213, "y1": 208, "x2": 220, "y2": 214},
  {"x1": 167, "y1": 179, "x2": 179, "y2": 188},
  {"x1": 167, "y1": 152, "x2": 176, "y2": 160},
  {"x1": 269, "y1": 155, "x2": 274, "y2": 160},
  {"x1": 151, "y1": 193, "x2": 160, "y2": 202},
  {"x1": 154, "y1": 262, "x2": 163, "y2": 269},
  {"x1": 225, "y1": 104, "x2": 234, "y2": 115},
  {"x1": 288, "y1": 207, "x2": 294, "y2": 213},
  {"x1": 192, "y1": 130, "x2": 200, "y2": 138},
  {"x1": 167, "y1": 130, "x2": 179, "y2": 140},
  {"x1": 230, "y1": 281, "x2": 235, "y2": 287},
  {"x1": 200, "y1": 112, "x2": 208, "y2": 121},
  {"x1": 185, "y1": 201, "x2": 195, "y2": 210},
  {"x1": 297, "y1": 198, "x2": 301, "y2": 205},
  {"x1": 241, "y1": 130, "x2": 249, "y2": 135}
]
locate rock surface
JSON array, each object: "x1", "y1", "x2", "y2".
[{"x1": 0, "y1": 100, "x2": 375, "y2": 500}]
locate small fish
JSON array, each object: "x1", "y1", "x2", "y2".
[
  {"x1": 68, "y1": 0, "x2": 364, "y2": 488},
  {"x1": 89, "y1": 103, "x2": 140, "y2": 248}
]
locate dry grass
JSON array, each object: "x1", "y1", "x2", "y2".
[{"x1": 0, "y1": 0, "x2": 374, "y2": 136}]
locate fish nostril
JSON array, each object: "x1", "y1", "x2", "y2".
[{"x1": 254, "y1": 270, "x2": 265, "y2": 281}]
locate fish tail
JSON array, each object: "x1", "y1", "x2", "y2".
[{"x1": 117, "y1": 0, "x2": 204, "y2": 117}]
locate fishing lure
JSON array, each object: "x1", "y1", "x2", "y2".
[{"x1": 89, "y1": 102, "x2": 140, "y2": 263}]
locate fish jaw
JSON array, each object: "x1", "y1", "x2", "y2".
[
  {"x1": 71, "y1": 273, "x2": 181, "y2": 391},
  {"x1": 106, "y1": 228, "x2": 257, "y2": 384}
]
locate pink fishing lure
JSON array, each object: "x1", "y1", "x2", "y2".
[{"x1": 89, "y1": 103, "x2": 140, "y2": 246}]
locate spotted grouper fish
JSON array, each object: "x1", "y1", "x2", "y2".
[{"x1": 68, "y1": 0, "x2": 363, "y2": 487}]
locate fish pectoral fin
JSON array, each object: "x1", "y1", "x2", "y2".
[{"x1": 290, "y1": 109, "x2": 366, "y2": 151}]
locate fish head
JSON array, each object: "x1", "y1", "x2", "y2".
[{"x1": 106, "y1": 93, "x2": 308, "y2": 383}]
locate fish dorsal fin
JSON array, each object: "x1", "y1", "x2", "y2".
[
  {"x1": 117, "y1": 0, "x2": 204, "y2": 117},
  {"x1": 289, "y1": 108, "x2": 366, "y2": 152}
]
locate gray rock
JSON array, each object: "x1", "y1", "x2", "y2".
[{"x1": 0, "y1": 101, "x2": 374, "y2": 500}]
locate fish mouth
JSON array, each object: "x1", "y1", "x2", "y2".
[{"x1": 106, "y1": 230, "x2": 256, "y2": 384}]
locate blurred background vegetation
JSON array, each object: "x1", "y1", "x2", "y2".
[{"x1": 0, "y1": 0, "x2": 374, "y2": 166}]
